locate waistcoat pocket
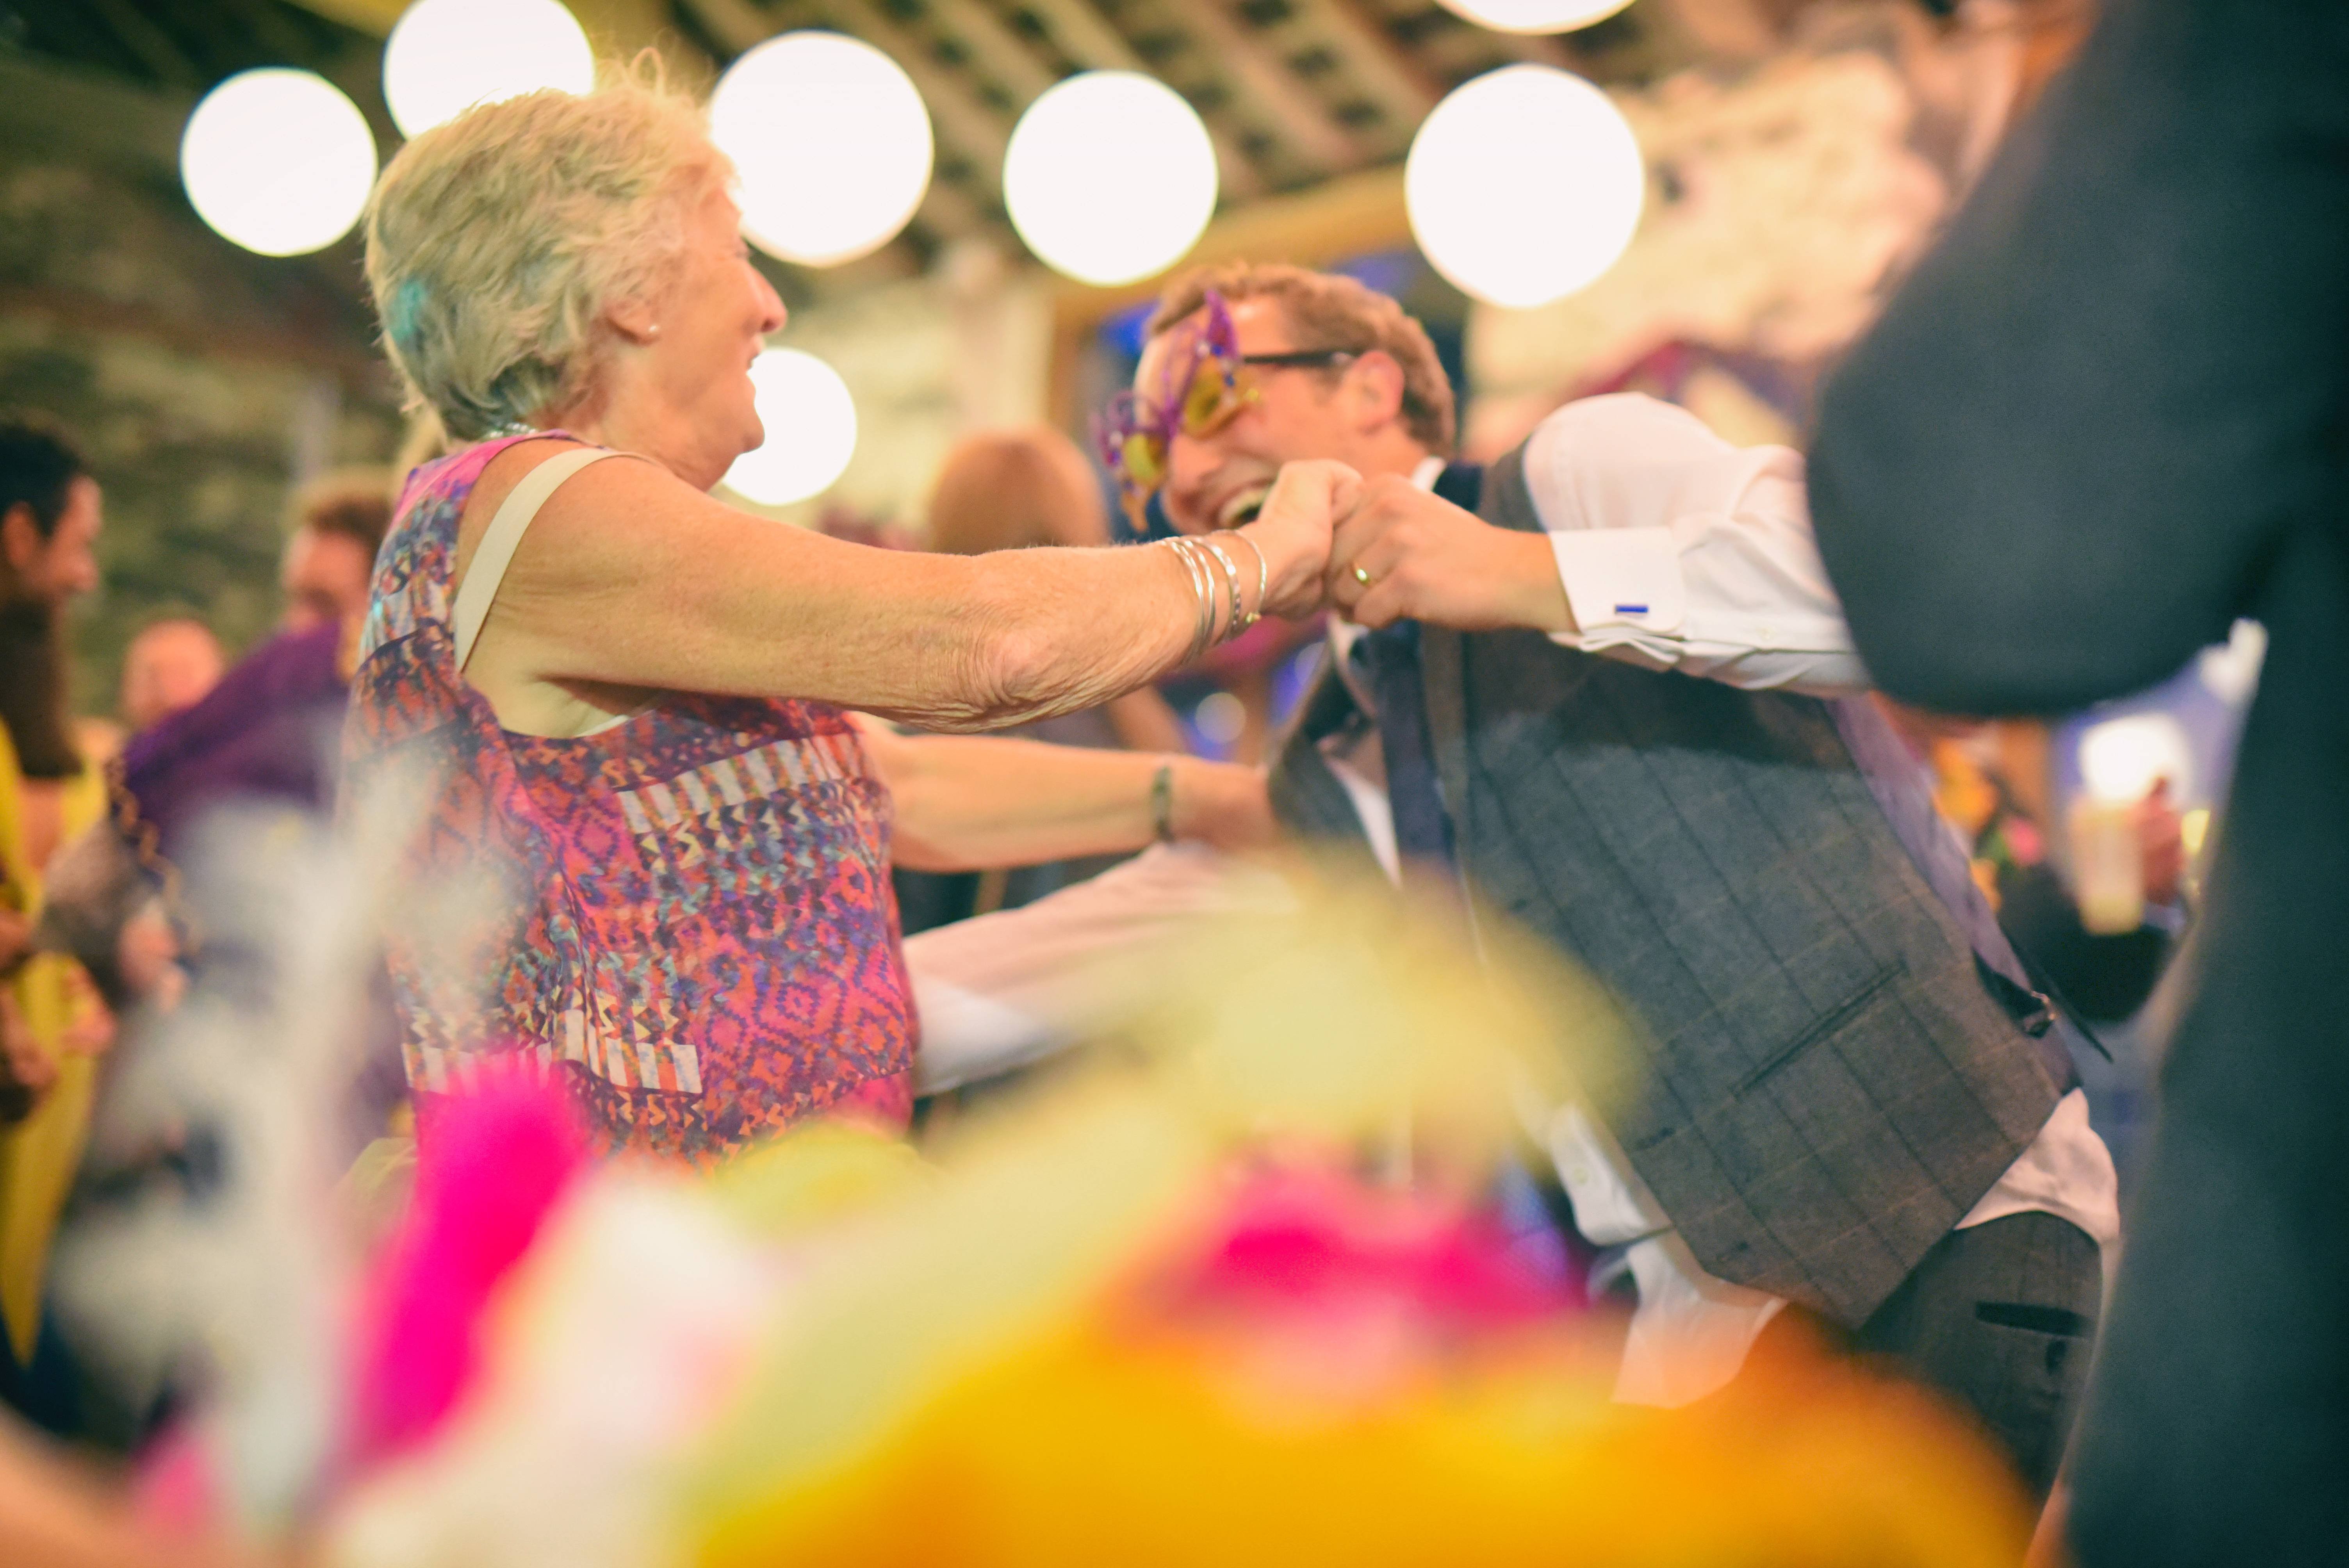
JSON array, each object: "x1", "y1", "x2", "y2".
[{"x1": 1732, "y1": 957, "x2": 1911, "y2": 1101}]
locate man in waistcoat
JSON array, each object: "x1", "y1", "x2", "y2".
[{"x1": 908, "y1": 262, "x2": 2114, "y2": 1499}]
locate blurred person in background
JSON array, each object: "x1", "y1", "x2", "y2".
[
  {"x1": 278, "y1": 469, "x2": 391, "y2": 636},
  {"x1": 899, "y1": 428, "x2": 1190, "y2": 932},
  {"x1": 1890, "y1": 707, "x2": 2187, "y2": 1026},
  {"x1": 1805, "y1": 2, "x2": 2349, "y2": 1561},
  {"x1": 116, "y1": 620, "x2": 223, "y2": 735},
  {"x1": 349, "y1": 70, "x2": 1324, "y2": 1163},
  {"x1": 917, "y1": 260, "x2": 2112, "y2": 1504},
  {"x1": 926, "y1": 426, "x2": 1187, "y2": 759},
  {"x1": 0, "y1": 417, "x2": 113, "y2": 1434},
  {"x1": 110, "y1": 470, "x2": 394, "y2": 867}
]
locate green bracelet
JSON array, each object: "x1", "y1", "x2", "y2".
[{"x1": 1150, "y1": 761, "x2": 1176, "y2": 843}]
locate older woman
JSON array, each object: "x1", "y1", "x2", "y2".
[{"x1": 351, "y1": 73, "x2": 1345, "y2": 1161}]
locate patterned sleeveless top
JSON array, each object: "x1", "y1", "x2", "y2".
[{"x1": 344, "y1": 434, "x2": 916, "y2": 1160}]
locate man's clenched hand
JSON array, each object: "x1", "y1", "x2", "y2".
[{"x1": 1326, "y1": 475, "x2": 1574, "y2": 634}]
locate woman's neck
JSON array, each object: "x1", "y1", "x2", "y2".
[{"x1": 545, "y1": 377, "x2": 726, "y2": 494}]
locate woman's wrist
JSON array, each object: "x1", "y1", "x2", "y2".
[
  {"x1": 1233, "y1": 521, "x2": 1305, "y2": 614},
  {"x1": 1164, "y1": 754, "x2": 1276, "y2": 852}
]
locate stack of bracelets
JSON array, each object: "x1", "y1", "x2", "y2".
[{"x1": 1160, "y1": 529, "x2": 1270, "y2": 662}]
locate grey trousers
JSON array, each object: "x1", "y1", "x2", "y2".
[{"x1": 1850, "y1": 1211, "x2": 2103, "y2": 1501}]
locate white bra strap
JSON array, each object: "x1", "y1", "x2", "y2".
[{"x1": 451, "y1": 446, "x2": 620, "y2": 672}]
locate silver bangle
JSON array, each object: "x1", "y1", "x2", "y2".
[
  {"x1": 1200, "y1": 535, "x2": 1246, "y2": 644},
  {"x1": 1177, "y1": 537, "x2": 1218, "y2": 659},
  {"x1": 1223, "y1": 528, "x2": 1269, "y2": 631},
  {"x1": 1162, "y1": 537, "x2": 1214, "y2": 662}
]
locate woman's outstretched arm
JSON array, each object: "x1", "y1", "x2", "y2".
[{"x1": 459, "y1": 443, "x2": 1351, "y2": 734}]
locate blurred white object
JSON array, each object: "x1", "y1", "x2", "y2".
[
  {"x1": 2068, "y1": 799, "x2": 2145, "y2": 936},
  {"x1": 1436, "y1": 0, "x2": 1636, "y2": 32},
  {"x1": 328, "y1": 1176, "x2": 779, "y2": 1568},
  {"x1": 2078, "y1": 712, "x2": 2194, "y2": 805},
  {"x1": 51, "y1": 808, "x2": 381, "y2": 1529},
  {"x1": 2196, "y1": 617, "x2": 2268, "y2": 705},
  {"x1": 381, "y1": 0, "x2": 593, "y2": 137},
  {"x1": 723, "y1": 348, "x2": 858, "y2": 506},
  {"x1": 180, "y1": 69, "x2": 377, "y2": 257},
  {"x1": 1408, "y1": 66, "x2": 1644, "y2": 309},
  {"x1": 712, "y1": 32, "x2": 934, "y2": 267},
  {"x1": 1003, "y1": 72, "x2": 1217, "y2": 286}
]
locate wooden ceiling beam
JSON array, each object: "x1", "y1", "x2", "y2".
[
  {"x1": 1011, "y1": 0, "x2": 1265, "y2": 201},
  {"x1": 1294, "y1": 0, "x2": 1441, "y2": 129},
  {"x1": 928, "y1": 0, "x2": 1060, "y2": 101},
  {"x1": 815, "y1": 0, "x2": 1015, "y2": 198},
  {"x1": 83, "y1": 0, "x2": 206, "y2": 89},
  {"x1": 273, "y1": 0, "x2": 406, "y2": 35},
  {"x1": 1153, "y1": 0, "x2": 1362, "y2": 177}
]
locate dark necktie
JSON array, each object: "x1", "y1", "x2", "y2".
[
  {"x1": 1357, "y1": 620, "x2": 1455, "y2": 873},
  {"x1": 1353, "y1": 462, "x2": 1484, "y2": 877}
]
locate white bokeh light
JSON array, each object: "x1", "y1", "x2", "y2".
[
  {"x1": 1003, "y1": 71, "x2": 1217, "y2": 287},
  {"x1": 712, "y1": 32, "x2": 934, "y2": 267},
  {"x1": 1435, "y1": 0, "x2": 1638, "y2": 32},
  {"x1": 1406, "y1": 65, "x2": 1644, "y2": 309},
  {"x1": 180, "y1": 69, "x2": 377, "y2": 257},
  {"x1": 723, "y1": 349, "x2": 858, "y2": 506},
  {"x1": 2079, "y1": 714, "x2": 2194, "y2": 805},
  {"x1": 381, "y1": 0, "x2": 594, "y2": 137}
]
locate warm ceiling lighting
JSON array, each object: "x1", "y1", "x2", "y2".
[
  {"x1": 381, "y1": 0, "x2": 594, "y2": 137},
  {"x1": 711, "y1": 32, "x2": 935, "y2": 267},
  {"x1": 723, "y1": 348, "x2": 859, "y2": 506},
  {"x1": 1406, "y1": 65, "x2": 1643, "y2": 309},
  {"x1": 1435, "y1": 0, "x2": 1638, "y2": 32},
  {"x1": 180, "y1": 69, "x2": 378, "y2": 257},
  {"x1": 1003, "y1": 71, "x2": 1218, "y2": 287}
]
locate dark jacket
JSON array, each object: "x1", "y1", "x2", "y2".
[{"x1": 1807, "y1": 3, "x2": 2349, "y2": 1562}]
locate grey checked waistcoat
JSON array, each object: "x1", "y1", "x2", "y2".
[{"x1": 1270, "y1": 445, "x2": 2068, "y2": 1327}]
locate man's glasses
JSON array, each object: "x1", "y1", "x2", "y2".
[{"x1": 1092, "y1": 289, "x2": 1356, "y2": 526}]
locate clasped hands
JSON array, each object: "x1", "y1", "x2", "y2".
[{"x1": 1235, "y1": 463, "x2": 1573, "y2": 635}]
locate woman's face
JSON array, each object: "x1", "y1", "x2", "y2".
[{"x1": 650, "y1": 181, "x2": 787, "y2": 486}]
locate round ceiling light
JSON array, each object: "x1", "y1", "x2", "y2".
[
  {"x1": 724, "y1": 348, "x2": 859, "y2": 506},
  {"x1": 1435, "y1": 0, "x2": 1639, "y2": 32},
  {"x1": 1003, "y1": 71, "x2": 1217, "y2": 287},
  {"x1": 1405, "y1": 65, "x2": 1644, "y2": 309},
  {"x1": 180, "y1": 69, "x2": 378, "y2": 257},
  {"x1": 381, "y1": 0, "x2": 595, "y2": 138},
  {"x1": 711, "y1": 32, "x2": 934, "y2": 267}
]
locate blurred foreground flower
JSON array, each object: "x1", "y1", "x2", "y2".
[{"x1": 317, "y1": 856, "x2": 2028, "y2": 1568}]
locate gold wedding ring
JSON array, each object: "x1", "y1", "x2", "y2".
[{"x1": 1352, "y1": 564, "x2": 1373, "y2": 586}]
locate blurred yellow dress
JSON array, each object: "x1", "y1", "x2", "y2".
[{"x1": 0, "y1": 720, "x2": 106, "y2": 1367}]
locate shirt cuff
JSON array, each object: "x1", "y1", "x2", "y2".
[{"x1": 1547, "y1": 527, "x2": 1686, "y2": 647}]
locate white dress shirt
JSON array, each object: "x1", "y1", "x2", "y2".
[{"x1": 906, "y1": 393, "x2": 2119, "y2": 1408}]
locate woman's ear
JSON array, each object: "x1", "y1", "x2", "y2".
[
  {"x1": 1345, "y1": 350, "x2": 1408, "y2": 435},
  {"x1": 603, "y1": 293, "x2": 662, "y2": 347}
]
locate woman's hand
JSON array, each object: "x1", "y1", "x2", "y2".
[
  {"x1": 1169, "y1": 758, "x2": 1276, "y2": 853},
  {"x1": 1235, "y1": 459, "x2": 1360, "y2": 620}
]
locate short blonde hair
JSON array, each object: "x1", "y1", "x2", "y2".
[
  {"x1": 925, "y1": 428, "x2": 1107, "y2": 556},
  {"x1": 1148, "y1": 261, "x2": 1456, "y2": 453},
  {"x1": 364, "y1": 66, "x2": 728, "y2": 441}
]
